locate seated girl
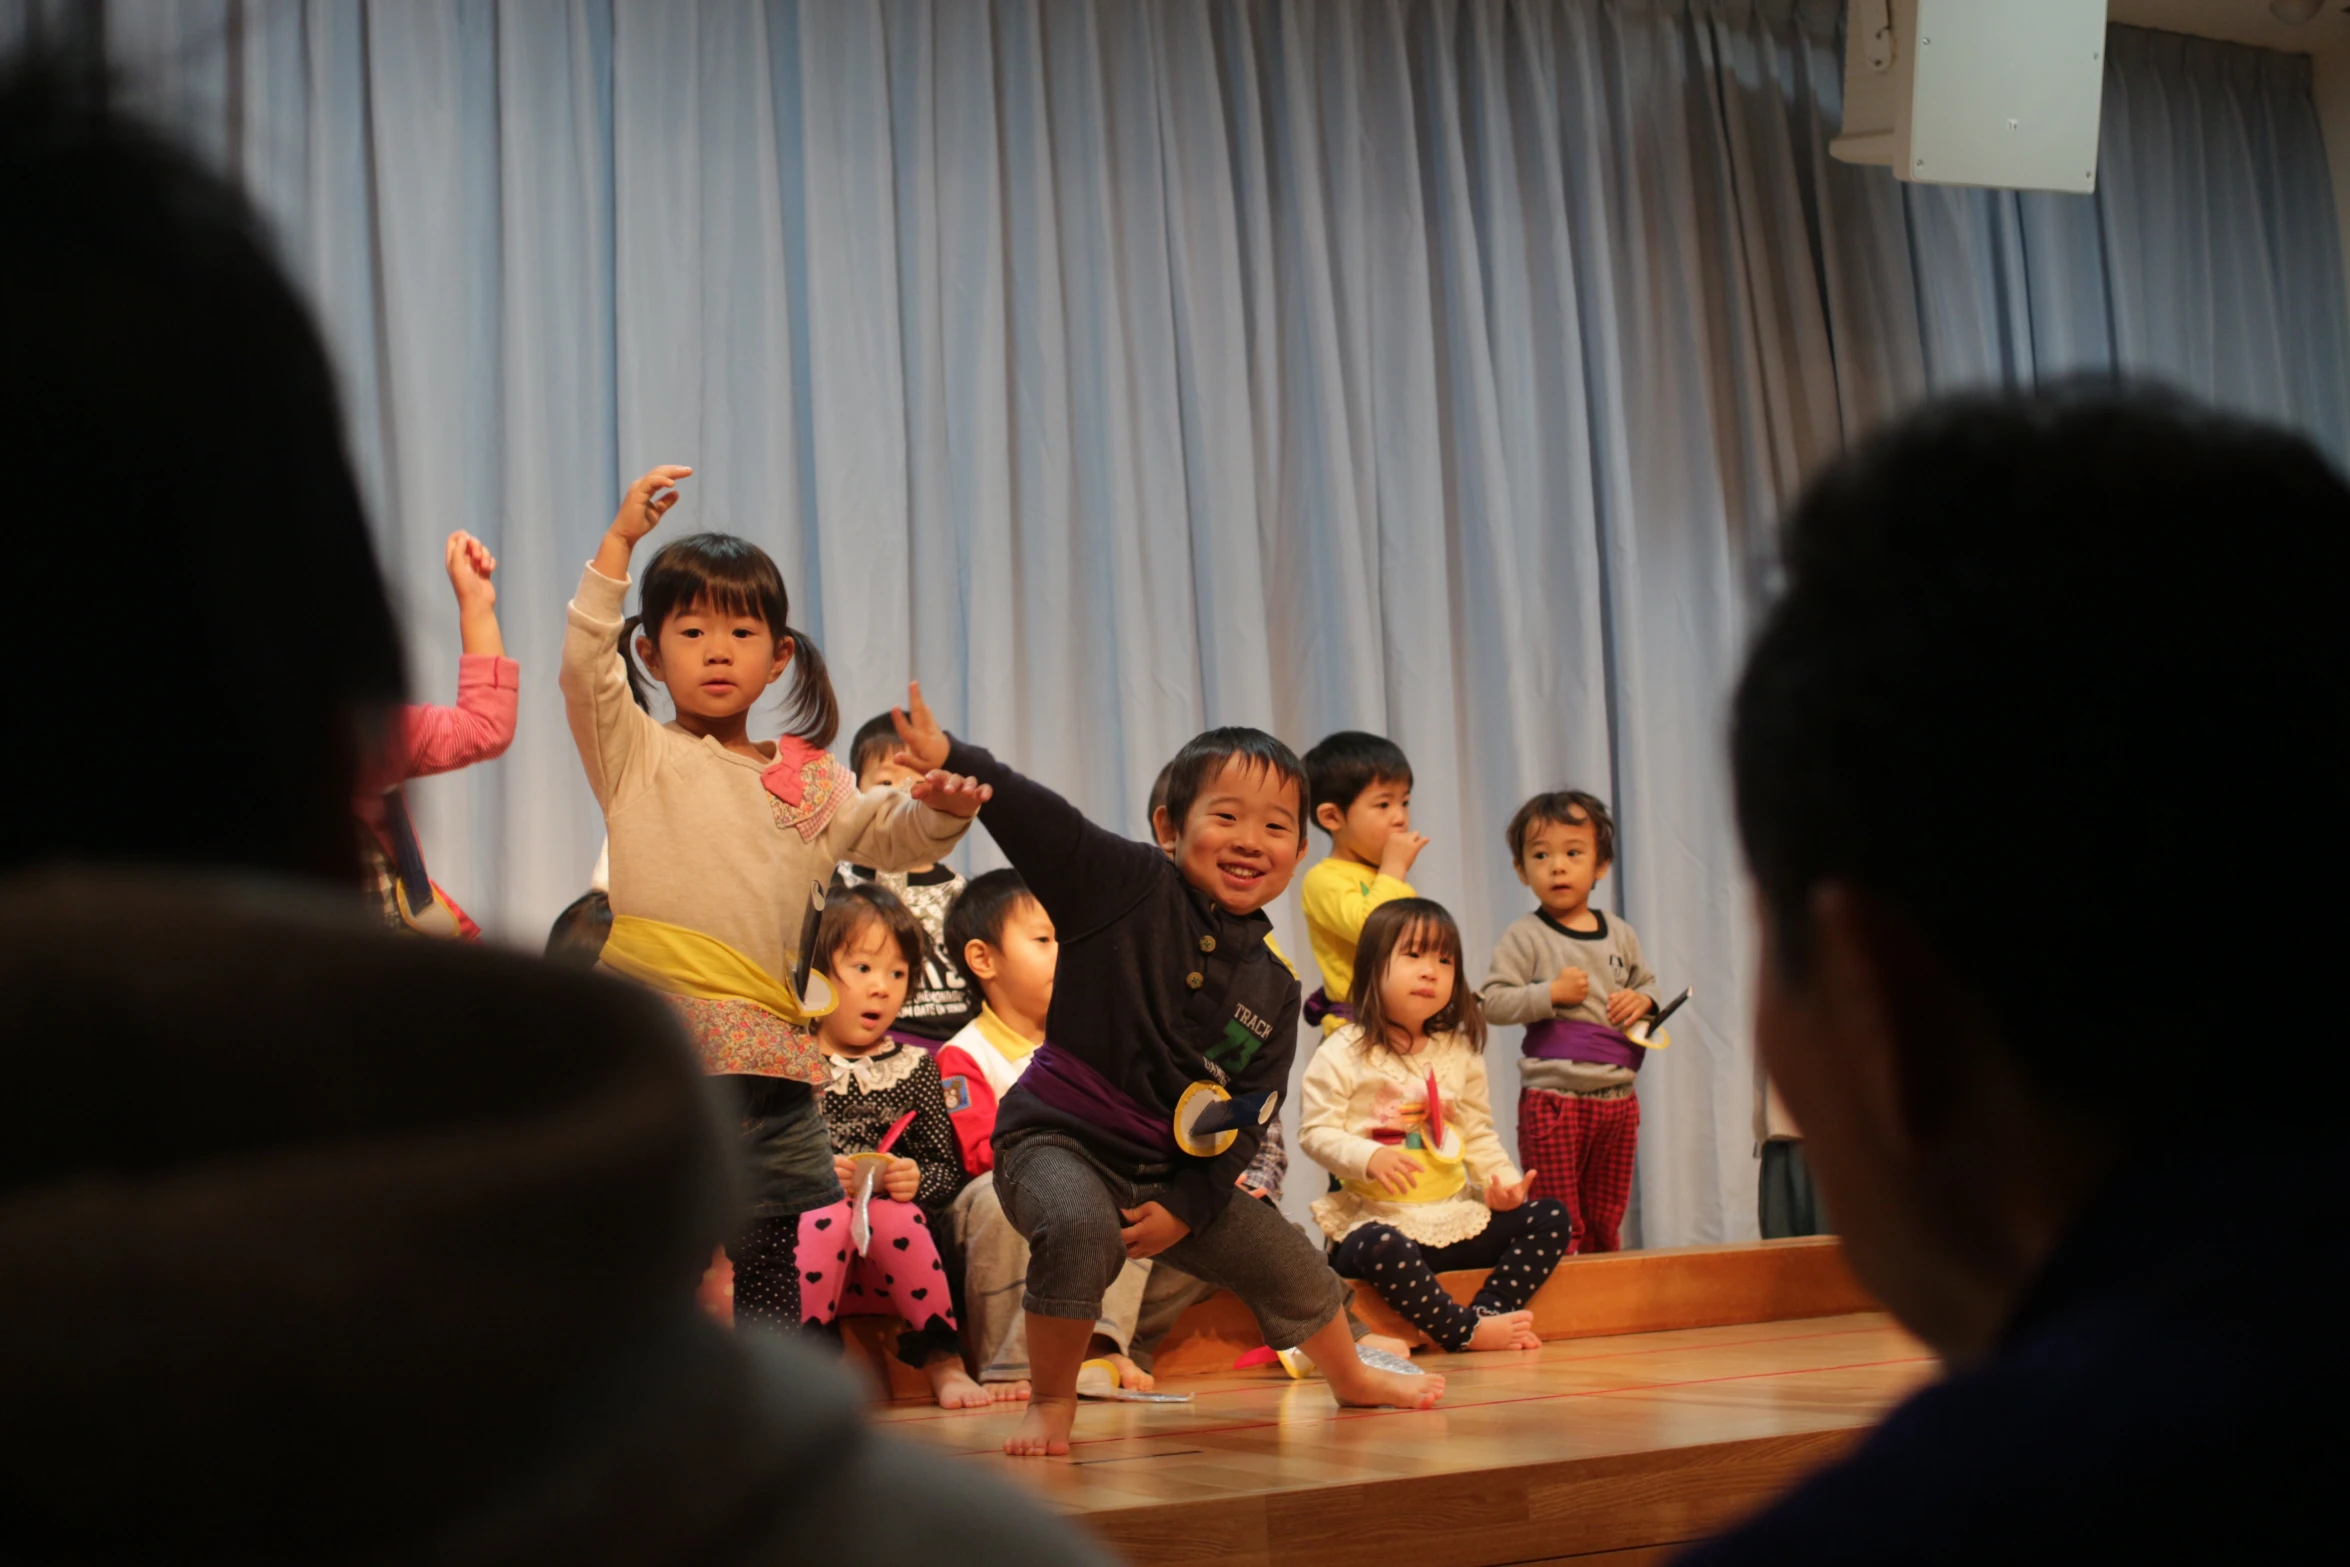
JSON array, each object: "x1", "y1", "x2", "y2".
[
  {"x1": 803, "y1": 884, "x2": 987, "y2": 1408},
  {"x1": 1300, "y1": 898, "x2": 1572, "y2": 1353}
]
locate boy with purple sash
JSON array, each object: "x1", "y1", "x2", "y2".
[{"x1": 1479, "y1": 791, "x2": 1658, "y2": 1252}]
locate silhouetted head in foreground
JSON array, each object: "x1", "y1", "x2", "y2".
[
  {"x1": 0, "y1": 55, "x2": 402, "y2": 884},
  {"x1": 1731, "y1": 386, "x2": 2347, "y2": 1359}
]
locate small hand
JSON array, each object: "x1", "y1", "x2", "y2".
[
  {"x1": 906, "y1": 770, "x2": 991, "y2": 819},
  {"x1": 444, "y1": 530, "x2": 498, "y2": 613},
  {"x1": 1364, "y1": 1147, "x2": 1423, "y2": 1197},
  {"x1": 1118, "y1": 1200, "x2": 1192, "y2": 1260},
  {"x1": 1606, "y1": 989, "x2": 1655, "y2": 1029},
  {"x1": 890, "y1": 679, "x2": 951, "y2": 772},
  {"x1": 1486, "y1": 1169, "x2": 1535, "y2": 1212},
  {"x1": 610, "y1": 465, "x2": 693, "y2": 547},
  {"x1": 1549, "y1": 965, "x2": 1590, "y2": 1008},
  {"x1": 833, "y1": 1154, "x2": 859, "y2": 1186},
  {"x1": 882, "y1": 1156, "x2": 922, "y2": 1202},
  {"x1": 1378, "y1": 828, "x2": 1431, "y2": 882}
]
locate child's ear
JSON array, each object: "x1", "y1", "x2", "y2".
[
  {"x1": 764, "y1": 634, "x2": 795, "y2": 689},
  {"x1": 1512, "y1": 857, "x2": 1533, "y2": 888},
  {"x1": 1315, "y1": 801, "x2": 1346, "y2": 835},
  {"x1": 1151, "y1": 804, "x2": 1177, "y2": 852},
  {"x1": 635, "y1": 633, "x2": 663, "y2": 677},
  {"x1": 1594, "y1": 858, "x2": 1612, "y2": 884},
  {"x1": 964, "y1": 938, "x2": 999, "y2": 985}
]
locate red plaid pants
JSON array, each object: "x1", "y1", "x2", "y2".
[{"x1": 1518, "y1": 1086, "x2": 1639, "y2": 1253}]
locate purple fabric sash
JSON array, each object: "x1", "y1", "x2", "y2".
[
  {"x1": 1301, "y1": 987, "x2": 1355, "y2": 1027},
  {"x1": 1523, "y1": 1017, "x2": 1648, "y2": 1075},
  {"x1": 1017, "y1": 1042, "x2": 1177, "y2": 1155}
]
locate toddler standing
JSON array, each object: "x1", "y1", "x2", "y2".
[
  {"x1": 1299, "y1": 732, "x2": 1428, "y2": 1031},
  {"x1": 559, "y1": 466, "x2": 985, "y2": 1329},
  {"x1": 1479, "y1": 791, "x2": 1657, "y2": 1253}
]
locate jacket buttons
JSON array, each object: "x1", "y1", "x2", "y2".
[
  {"x1": 1185, "y1": 971, "x2": 1205, "y2": 990},
  {"x1": 1198, "y1": 934, "x2": 1216, "y2": 953}
]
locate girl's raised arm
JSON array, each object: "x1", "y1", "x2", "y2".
[
  {"x1": 594, "y1": 465, "x2": 692, "y2": 580},
  {"x1": 559, "y1": 466, "x2": 692, "y2": 813}
]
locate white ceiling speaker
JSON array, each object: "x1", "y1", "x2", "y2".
[{"x1": 1832, "y1": 0, "x2": 2107, "y2": 194}]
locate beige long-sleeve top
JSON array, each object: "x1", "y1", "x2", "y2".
[
  {"x1": 1300, "y1": 1024, "x2": 1521, "y2": 1248},
  {"x1": 560, "y1": 563, "x2": 966, "y2": 984}
]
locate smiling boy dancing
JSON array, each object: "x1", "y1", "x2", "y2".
[{"x1": 893, "y1": 695, "x2": 1445, "y2": 1455}]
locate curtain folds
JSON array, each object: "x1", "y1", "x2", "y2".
[{"x1": 21, "y1": 0, "x2": 2342, "y2": 1246}]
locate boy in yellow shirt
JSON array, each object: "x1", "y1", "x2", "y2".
[{"x1": 1299, "y1": 732, "x2": 1428, "y2": 1033}]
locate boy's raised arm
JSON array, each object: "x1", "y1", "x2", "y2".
[{"x1": 939, "y1": 738, "x2": 1164, "y2": 942}]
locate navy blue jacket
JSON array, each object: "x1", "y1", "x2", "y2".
[{"x1": 944, "y1": 739, "x2": 1299, "y2": 1233}]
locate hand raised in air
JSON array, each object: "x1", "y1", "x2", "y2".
[{"x1": 890, "y1": 679, "x2": 951, "y2": 772}]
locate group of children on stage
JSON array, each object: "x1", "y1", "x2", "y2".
[{"x1": 370, "y1": 466, "x2": 1670, "y2": 1456}]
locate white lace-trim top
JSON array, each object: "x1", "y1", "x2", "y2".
[
  {"x1": 825, "y1": 1041, "x2": 925, "y2": 1096},
  {"x1": 1301, "y1": 1024, "x2": 1521, "y2": 1249}
]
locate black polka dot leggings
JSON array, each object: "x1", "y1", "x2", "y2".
[
  {"x1": 1331, "y1": 1199, "x2": 1573, "y2": 1351},
  {"x1": 730, "y1": 1214, "x2": 803, "y2": 1330}
]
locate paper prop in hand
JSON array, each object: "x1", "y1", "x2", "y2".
[{"x1": 1174, "y1": 1083, "x2": 1279, "y2": 1158}]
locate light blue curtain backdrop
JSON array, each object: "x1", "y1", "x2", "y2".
[{"x1": 12, "y1": 0, "x2": 2342, "y2": 1246}]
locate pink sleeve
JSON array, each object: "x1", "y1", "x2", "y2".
[{"x1": 396, "y1": 654, "x2": 520, "y2": 781}]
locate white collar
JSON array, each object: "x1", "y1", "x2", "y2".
[{"x1": 826, "y1": 1041, "x2": 923, "y2": 1094}]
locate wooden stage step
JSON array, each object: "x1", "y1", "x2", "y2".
[
  {"x1": 872, "y1": 1310, "x2": 1934, "y2": 1566},
  {"x1": 843, "y1": 1236, "x2": 1874, "y2": 1403}
]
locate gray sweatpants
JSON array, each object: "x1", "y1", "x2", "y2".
[
  {"x1": 994, "y1": 1132, "x2": 1348, "y2": 1353},
  {"x1": 950, "y1": 1174, "x2": 1150, "y2": 1383}
]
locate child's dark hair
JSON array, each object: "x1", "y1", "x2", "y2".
[
  {"x1": 1506, "y1": 790, "x2": 1616, "y2": 868},
  {"x1": 1154, "y1": 728, "x2": 1307, "y2": 835},
  {"x1": 618, "y1": 533, "x2": 839, "y2": 749},
  {"x1": 943, "y1": 869, "x2": 1035, "y2": 990},
  {"x1": 812, "y1": 883, "x2": 926, "y2": 979},
  {"x1": 1347, "y1": 898, "x2": 1484, "y2": 1058},
  {"x1": 848, "y1": 713, "x2": 903, "y2": 780},
  {"x1": 1146, "y1": 759, "x2": 1177, "y2": 835},
  {"x1": 1303, "y1": 731, "x2": 1413, "y2": 829}
]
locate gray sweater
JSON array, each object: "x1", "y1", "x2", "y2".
[{"x1": 1480, "y1": 908, "x2": 1658, "y2": 1095}]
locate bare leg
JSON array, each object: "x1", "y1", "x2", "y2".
[
  {"x1": 1302, "y1": 1311, "x2": 1446, "y2": 1410},
  {"x1": 1005, "y1": 1313, "x2": 1093, "y2": 1456}
]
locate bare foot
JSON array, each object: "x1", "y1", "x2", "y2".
[
  {"x1": 1466, "y1": 1310, "x2": 1541, "y2": 1352},
  {"x1": 986, "y1": 1378, "x2": 1033, "y2": 1404},
  {"x1": 1004, "y1": 1396, "x2": 1079, "y2": 1456},
  {"x1": 1362, "y1": 1333, "x2": 1412, "y2": 1359},
  {"x1": 1100, "y1": 1352, "x2": 1154, "y2": 1393},
  {"x1": 925, "y1": 1353, "x2": 993, "y2": 1410},
  {"x1": 1327, "y1": 1358, "x2": 1446, "y2": 1410}
]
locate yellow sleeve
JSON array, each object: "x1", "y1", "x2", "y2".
[{"x1": 1301, "y1": 858, "x2": 1416, "y2": 998}]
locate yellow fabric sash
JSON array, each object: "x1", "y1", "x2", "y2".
[
  {"x1": 600, "y1": 915, "x2": 835, "y2": 1026},
  {"x1": 1341, "y1": 1136, "x2": 1467, "y2": 1204}
]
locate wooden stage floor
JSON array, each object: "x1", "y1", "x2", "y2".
[{"x1": 874, "y1": 1311, "x2": 1934, "y2": 1567}]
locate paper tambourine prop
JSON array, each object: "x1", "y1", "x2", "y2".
[
  {"x1": 1341, "y1": 1124, "x2": 1467, "y2": 1204},
  {"x1": 1174, "y1": 1083, "x2": 1280, "y2": 1158}
]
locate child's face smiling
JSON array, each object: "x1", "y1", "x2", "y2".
[
  {"x1": 1164, "y1": 759, "x2": 1307, "y2": 916},
  {"x1": 1516, "y1": 814, "x2": 1608, "y2": 920},
  {"x1": 818, "y1": 921, "x2": 912, "y2": 1055},
  {"x1": 638, "y1": 601, "x2": 793, "y2": 723}
]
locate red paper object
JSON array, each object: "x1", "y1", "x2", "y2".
[{"x1": 1423, "y1": 1071, "x2": 1447, "y2": 1147}]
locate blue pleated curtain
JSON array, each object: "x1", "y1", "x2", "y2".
[{"x1": 14, "y1": 0, "x2": 2341, "y2": 1247}]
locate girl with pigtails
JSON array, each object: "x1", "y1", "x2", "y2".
[{"x1": 559, "y1": 466, "x2": 989, "y2": 1328}]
